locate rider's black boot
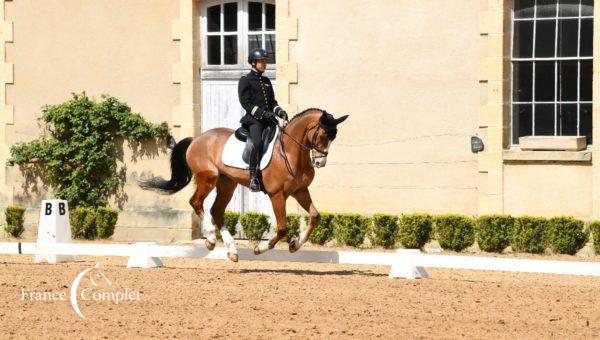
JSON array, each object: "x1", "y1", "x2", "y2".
[{"x1": 249, "y1": 166, "x2": 260, "y2": 192}]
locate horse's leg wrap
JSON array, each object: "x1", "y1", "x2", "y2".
[
  {"x1": 203, "y1": 223, "x2": 217, "y2": 245},
  {"x1": 254, "y1": 240, "x2": 273, "y2": 254},
  {"x1": 290, "y1": 230, "x2": 308, "y2": 252},
  {"x1": 220, "y1": 227, "x2": 237, "y2": 255}
]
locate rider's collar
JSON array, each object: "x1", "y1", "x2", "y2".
[{"x1": 251, "y1": 67, "x2": 263, "y2": 76}]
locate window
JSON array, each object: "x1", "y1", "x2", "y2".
[
  {"x1": 511, "y1": 0, "x2": 594, "y2": 145},
  {"x1": 248, "y1": 2, "x2": 276, "y2": 64},
  {"x1": 203, "y1": 1, "x2": 276, "y2": 67}
]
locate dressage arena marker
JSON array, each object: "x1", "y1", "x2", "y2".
[{"x1": 2, "y1": 200, "x2": 600, "y2": 279}]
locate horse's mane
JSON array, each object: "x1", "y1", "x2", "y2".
[{"x1": 287, "y1": 107, "x2": 324, "y2": 125}]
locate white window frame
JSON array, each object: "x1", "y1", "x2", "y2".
[
  {"x1": 510, "y1": 0, "x2": 594, "y2": 146},
  {"x1": 201, "y1": 0, "x2": 276, "y2": 71}
]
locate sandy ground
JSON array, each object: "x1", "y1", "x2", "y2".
[{"x1": 0, "y1": 249, "x2": 599, "y2": 339}]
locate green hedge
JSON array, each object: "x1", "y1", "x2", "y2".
[
  {"x1": 332, "y1": 213, "x2": 370, "y2": 247},
  {"x1": 369, "y1": 213, "x2": 398, "y2": 248},
  {"x1": 284, "y1": 214, "x2": 301, "y2": 243},
  {"x1": 221, "y1": 210, "x2": 600, "y2": 257},
  {"x1": 240, "y1": 211, "x2": 270, "y2": 241},
  {"x1": 434, "y1": 214, "x2": 475, "y2": 252},
  {"x1": 213, "y1": 210, "x2": 240, "y2": 240},
  {"x1": 476, "y1": 214, "x2": 514, "y2": 253},
  {"x1": 95, "y1": 207, "x2": 118, "y2": 239},
  {"x1": 70, "y1": 207, "x2": 97, "y2": 239},
  {"x1": 397, "y1": 213, "x2": 433, "y2": 249},
  {"x1": 304, "y1": 212, "x2": 335, "y2": 245},
  {"x1": 5, "y1": 205, "x2": 25, "y2": 238},
  {"x1": 547, "y1": 216, "x2": 588, "y2": 255},
  {"x1": 589, "y1": 221, "x2": 600, "y2": 255},
  {"x1": 511, "y1": 216, "x2": 548, "y2": 254},
  {"x1": 71, "y1": 207, "x2": 118, "y2": 239}
]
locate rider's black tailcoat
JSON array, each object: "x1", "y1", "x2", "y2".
[{"x1": 238, "y1": 69, "x2": 281, "y2": 126}]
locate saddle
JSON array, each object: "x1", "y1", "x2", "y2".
[
  {"x1": 221, "y1": 123, "x2": 278, "y2": 172},
  {"x1": 234, "y1": 124, "x2": 277, "y2": 164}
]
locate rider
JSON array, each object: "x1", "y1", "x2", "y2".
[{"x1": 238, "y1": 47, "x2": 288, "y2": 192}]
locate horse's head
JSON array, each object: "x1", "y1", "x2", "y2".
[{"x1": 306, "y1": 111, "x2": 349, "y2": 168}]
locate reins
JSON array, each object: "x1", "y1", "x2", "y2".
[{"x1": 273, "y1": 118, "x2": 328, "y2": 177}]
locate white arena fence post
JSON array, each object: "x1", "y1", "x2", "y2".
[
  {"x1": 388, "y1": 249, "x2": 429, "y2": 279},
  {"x1": 127, "y1": 242, "x2": 164, "y2": 268},
  {"x1": 34, "y1": 199, "x2": 74, "y2": 264}
]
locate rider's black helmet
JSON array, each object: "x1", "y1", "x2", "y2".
[{"x1": 248, "y1": 48, "x2": 269, "y2": 64}]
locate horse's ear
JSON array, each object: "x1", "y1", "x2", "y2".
[
  {"x1": 319, "y1": 112, "x2": 327, "y2": 122},
  {"x1": 334, "y1": 115, "x2": 349, "y2": 125},
  {"x1": 320, "y1": 111, "x2": 334, "y2": 124}
]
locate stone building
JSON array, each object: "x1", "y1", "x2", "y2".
[{"x1": 0, "y1": 0, "x2": 598, "y2": 240}]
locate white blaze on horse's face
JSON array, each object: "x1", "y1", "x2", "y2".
[{"x1": 312, "y1": 140, "x2": 331, "y2": 168}]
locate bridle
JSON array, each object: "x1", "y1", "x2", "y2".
[{"x1": 274, "y1": 119, "x2": 330, "y2": 176}]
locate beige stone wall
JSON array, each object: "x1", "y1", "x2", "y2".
[
  {"x1": 2, "y1": 0, "x2": 200, "y2": 241},
  {"x1": 285, "y1": 0, "x2": 487, "y2": 215},
  {"x1": 1, "y1": 0, "x2": 599, "y2": 242},
  {"x1": 6, "y1": 0, "x2": 179, "y2": 143},
  {"x1": 504, "y1": 163, "x2": 593, "y2": 220}
]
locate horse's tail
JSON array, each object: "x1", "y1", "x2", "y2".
[{"x1": 138, "y1": 137, "x2": 194, "y2": 195}]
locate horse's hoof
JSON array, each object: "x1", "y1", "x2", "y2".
[
  {"x1": 288, "y1": 239, "x2": 299, "y2": 253},
  {"x1": 228, "y1": 252, "x2": 238, "y2": 262},
  {"x1": 205, "y1": 239, "x2": 216, "y2": 251},
  {"x1": 253, "y1": 246, "x2": 261, "y2": 255}
]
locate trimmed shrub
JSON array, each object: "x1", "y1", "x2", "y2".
[
  {"x1": 511, "y1": 216, "x2": 549, "y2": 254},
  {"x1": 547, "y1": 216, "x2": 588, "y2": 255},
  {"x1": 397, "y1": 213, "x2": 433, "y2": 249},
  {"x1": 240, "y1": 211, "x2": 270, "y2": 241},
  {"x1": 304, "y1": 212, "x2": 335, "y2": 245},
  {"x1": 5, "y1": 205, "x2": 25, "y2": 238},
  {"x1": 95, "y1": 207, "x2": 118, "y2": 239},
  {"x1": 589, "y1": 221, "x2": 600, "y2": 255},
  {"x1": 284, "y1": 214, "x2": 301, "y2": 243},
  {"x1": 369, "y1": 213, "x2": 399, "y2": 248},
  {"x1": 70, "y1": 207, "x2": 97, "y2": 239},
  {"x1": 434, "y1": 214, "x2": 475, "y2": 252},
  {"x1": 332, "y1": 213, "x2": 370, "y2": 247},
  {"x1": 214, "y1": 210, "x2": 241, "y2": 240},
  {"x1": 476, "y1": 214, "x2": 514, "y2": 253}
]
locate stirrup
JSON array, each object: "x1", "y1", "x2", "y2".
[{"x1": 249, "y1": 167, "x2": 260, "y2": 192}]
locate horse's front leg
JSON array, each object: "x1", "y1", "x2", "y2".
[
  {"x1": 254, "y1": 191, "x2": 288, "y2": 255},
  {"x1": 289, "y1": 187, "x2": 319, "y2": 253}
]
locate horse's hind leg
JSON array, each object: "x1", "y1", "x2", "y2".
[
  {"x1": 189, "y1": 170, "x2": 219, "y2": 250},
  {"x1": 210, "y1": 174, "x2": 239, "y2": 262}
]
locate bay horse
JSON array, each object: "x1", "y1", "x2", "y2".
[{"x1": 139, "y1": 108, "x2": 349, "y2": 262}]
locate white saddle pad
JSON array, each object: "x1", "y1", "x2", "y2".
[{"x1": 221, "y1": 128, "x2": 279, "y2": 170}]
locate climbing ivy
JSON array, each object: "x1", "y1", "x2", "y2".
[{"x1": 8, "y1": 92, "x2": 169, "y2": 208}]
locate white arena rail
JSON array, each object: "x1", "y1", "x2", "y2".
[
  {"x1": 1, "y1": 241, "x2": 600, "y2": 279},
  {"x1": 2, "y1": 199, "x2": 600, "y2": 279}
]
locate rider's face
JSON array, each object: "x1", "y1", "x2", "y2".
[{"x1": 254, "y1": 59, "x2": 268, "y2": 72}]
